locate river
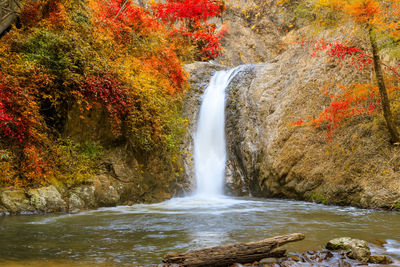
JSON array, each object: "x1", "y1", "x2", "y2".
[{"x1": 0, "y1": 196, "x2": 400, "y2": 266}]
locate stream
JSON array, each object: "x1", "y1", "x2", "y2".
[{"x1": 0, "y1": 196, "x2": 400, "y2": 266}]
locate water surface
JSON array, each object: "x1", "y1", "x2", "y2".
[{"x1": 0, "y1": 196, "x2": 399, "y2": 266}]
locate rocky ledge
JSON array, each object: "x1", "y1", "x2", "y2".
[
  {"x1": 0, "y1": 181, "x2": 125, "y2": 215},
  {"x1": 0, "y1": 146, "x2": 184, "y2": 215}
]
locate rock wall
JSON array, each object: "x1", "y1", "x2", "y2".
[{"x1": 182, "y1": 0, "x2": 400, "y2": 209}]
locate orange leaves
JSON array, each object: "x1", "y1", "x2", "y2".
[
  {"x1": 316, "y1": 0, "x2": 400, "y2": 38},
  {"x1": 91, "y1": 0, "x2": 161, "y2": 44},
  {"x1": 294, "y1": 82, "x2": 383, "y2": 140},
  {"x1": 345, "y1": 0, "x2": 381, "y2": 24}
]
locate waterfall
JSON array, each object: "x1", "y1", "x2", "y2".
[{"x1": 194, "y1": 67, "x2": 242, "y2": 196}]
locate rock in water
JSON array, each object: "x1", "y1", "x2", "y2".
[
  {"x1": 326, "y1": 237, "x2": 371, "y2": 263},
  {"x1": 369, "y1": 255, "x2": 393, "y2": 264}
]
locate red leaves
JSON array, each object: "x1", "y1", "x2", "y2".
[
  {"x1": 20, "y1": 1, "x2": 43, "y2": 26},
  {"x1": 153, "y1": 0, "x2": 224, "y2": 23},
  {"x1": 308, "y1": 40, "x2": 373, "y2": 71},
  {"x1": 174, "y1": 21, "x2": 226, "y2": 60},
  {"x1": 93, "y1": 0, "x2": 160, "y2": 43},
  {"x1": 152, "y1": 0, "x2": 226, "y2": 60},
  {"x1": 307, "y1": 83, "x2": 381, "y2": 140},
  {"x1": 78, "y1": 73, "x2": 128, "y2": 135},
  {"x1": 291, "y1": 119, "x2": 304, "y2": 126},
  {"x1": 92, "y1": 0, "x2": 226, "y2": 60},
  {"x1": 0, "y1": 74, "x2": 29, "y2": 144}
]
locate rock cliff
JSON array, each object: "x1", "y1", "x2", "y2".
[
  {"x1": 185, "y1": 54, "x2": 399, "y2": 210},
  {"x1": 182, "y1": 0, "x2": 400, "y2": 210}
]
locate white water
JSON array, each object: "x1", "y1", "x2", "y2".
[{"x1": 194, "y1": 67, "x2": 242, "y2": 196}]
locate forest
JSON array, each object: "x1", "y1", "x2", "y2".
[{"x1": 0, "y1": 0, "x2": 225, "y2": 187}]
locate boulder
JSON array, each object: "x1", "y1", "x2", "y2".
[
  {"x1": 28, "y1": 185, "x2": 67, "y2": 213},
  {"x1": 326, "y1": 237, "x2": 370, "y2": 263},
  {"x1": 67, "y1": 193, "x2": 86, "y2": 212},
  {"x1": 0, "y1": 189, "x2": 36, "y2": 214},
  {"x1": 369, "y1": 255, "x2": 393, "y2": 264},
  {"x1": 93, "y1": 174, "x2": 120, "y2": 207},
  {"x1": 70, "y1": 185, "x2": 96, "y2": 208}
]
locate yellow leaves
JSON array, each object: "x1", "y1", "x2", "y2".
[{"x1": 276, "y1": 0, "x2": 289, "y2": 6}]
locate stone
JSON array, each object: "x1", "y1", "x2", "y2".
[
  {"x1": 28, "y1": 185, "x2": 67, "y2": 213},
  {"x1": 0, "y1": 189, "x2": 35, "y2": 214},
  {"x1": 93, "y1": 175, "x2": 120, "y2": 207},
  {"x1": 71, "y1": 185, "x2": 96, "y2": 208},
  {"x1": 0, "y1": 205, "x2": 10, "y2": 216},
  {"x1": 68, "y1": 193, "x2": 85, "y2": 212},
  {"x1": 288, "y1": 254, "x2": 301, "y2": 261},
  {"x1": 260, "y1": 257, "x2": 279, "y2": 264},
  {"x1": 369, "y1": 255, "x2": 393, "y2": 264},
  {"x1": 326, "y1": 237, "x2": 370, "y2": 263}
]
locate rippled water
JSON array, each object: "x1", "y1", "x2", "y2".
[{"x1": 0, "y1": 196, "x2": 399, "y2": 266}]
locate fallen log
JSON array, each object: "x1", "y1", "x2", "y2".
[{"x1": 163, "y1": 233, "x2": 305, "y2": 267}]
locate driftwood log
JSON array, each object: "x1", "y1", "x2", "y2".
[{"x1": 163, "y1": 233, "x2": 305, "y2": 267}]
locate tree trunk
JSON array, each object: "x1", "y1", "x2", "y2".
[
  {"x1": 163, "y1": 233, "x2": 305, "y2": 267},
  {"x1": 368, "y1": 28, "x2": 400, "y2": 143}
]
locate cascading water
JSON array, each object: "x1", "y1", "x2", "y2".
[{"x1": 194, "y1": 67, "x2": 242, "y2": 196}]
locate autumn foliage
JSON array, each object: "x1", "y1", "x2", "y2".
[
  {"x1": 289, "y1": 0, "x2": 400, "y2": 141},
  {"x1": 152, "y1": 0, "x2": 226, "y2": 60},
  {"x1": 0, "y1": 0, "x2": 226, "y2": 186}
]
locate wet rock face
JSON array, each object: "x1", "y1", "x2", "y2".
[{"x1": 225, "y1": 65, "x2": 261, "y2": 195}]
